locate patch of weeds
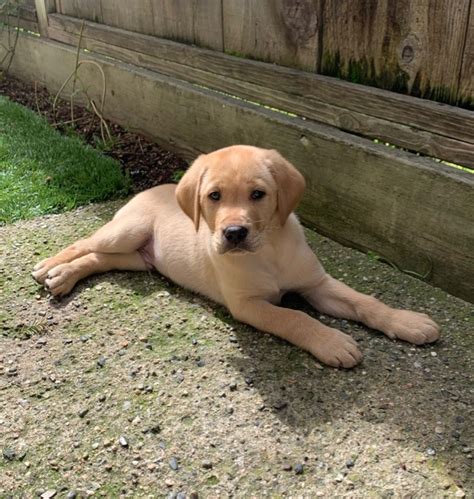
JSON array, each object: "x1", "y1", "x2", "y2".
[
  {"x1": 0, "y1": 96, "x2": 131, "y2": 224},
  {"x1": 2, "y1": 320, "x2": 48, "y2": 340},
  {"x1": 171, "y1": 168, "x2": 186, "y2": 183}
]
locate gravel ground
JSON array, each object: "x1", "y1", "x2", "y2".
[{"x1": 1, "y1": 201, "x2": 473, "y2": 498}]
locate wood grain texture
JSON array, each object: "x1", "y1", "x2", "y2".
[
  {"x1": 55, "y1": 0, "x2": 101, "y2": 23},
  {"x1": 458, "y1": 1, "x2": 474, "y2": 108},
  {"x1": 7, "y1": 31, "x2": 474, "y2": 301},
  {"x1": 0, "y1": 11, "x2": 38, "y2": 33},
  {"x1": 48, "y1": 14, "x2": 474, "y2": 167},
  {"x1": 223, "y1": 0, "x2": 321, "y2": 70},
  {"x1": 100, "y1": 0, "x2": 155, "y2": 36},
  {"x1": 321, "y1": 0, "x2": 471, "y2": 105},
  {"x1": 152, "y1": 0, "x2": 223, "y2": 50},
  {"x1": 33, "y1": 0, "x2": 54, "y2": 36}
]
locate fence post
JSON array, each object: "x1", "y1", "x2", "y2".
[{"x1": 34, "y1": 0, "x2": 56, "y2": 37}]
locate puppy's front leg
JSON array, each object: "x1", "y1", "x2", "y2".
[
  {"x1": 303, "y1": 275, "x2": 440, "y2": 345},
  {"x1": 229, "y1": 299, "x2": 362, "y2": 368}
]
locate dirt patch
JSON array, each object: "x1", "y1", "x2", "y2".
[
  {"x1": 0, "y1": 76, "x2": 188, "y2": 193},
  {"x1": 1, "y1": 202, "x2": 472, "y2": 497}
]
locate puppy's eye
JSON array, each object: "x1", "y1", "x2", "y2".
[
  {"x1": 251, "y1": 190, "x2": 266, "y2": 200},
  {"x1": 209, "y1": 191, "x2": 221, "y2": 201}
]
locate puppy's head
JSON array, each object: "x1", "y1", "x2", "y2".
[{"x1": 175, "y1": 145, "x2": 305, "y2": 255}]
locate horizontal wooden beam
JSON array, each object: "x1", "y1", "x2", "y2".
[
  {"x1": 0, "y1": 6, "x2": 39, "y2": 32},
  {"x1": 47, "y1": 13, "x2": 474, "y2": 169},
  {"x1": 5, "y1": 31, "x2": 474, "y2": 302}
]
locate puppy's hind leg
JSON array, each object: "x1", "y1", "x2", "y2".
[
  {"x1": 44, "y1": 251, "x2": 148, "y2": 297},
  {"x1": 303, "y1": 275, "x2": 440, "y2": 345},
  {"x1": 33, "y1": 213, "x2": 152, "y2": 285}
]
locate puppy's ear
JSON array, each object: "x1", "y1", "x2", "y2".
[
  {"x1": 175, "y1": 155, "x2": 206, "y2": 231},
  {"x1": 266, "y1": 149, "x2": 305, "y2": 225}
]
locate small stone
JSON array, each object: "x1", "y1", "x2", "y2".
[
  {"x1": 143, "y1": 424, "x2": 161, "y2": 435},
  {"x1": 345, "y1": 458, "x2": 355, "y2": 468},
  {"x1": 97, "y1": 356, "x2": 106, "y2": 368},
  {"x1": 229, "y1": 382, "x2": 237, "y2": 391},
  {"x1": 273, "y1": 400, "x2": 287, "y2": 411},
  {"x1": 78, "y1": 408, "x2": 89, "y2": 418},
  {"x1": 455, "y1": 489, "x2": 466, "y2": 498},
  {"x1": 434, "y1": 426, "x2": 443, "y2": 434},
  {"x1": 165, "y1": 479, "x2": 174, "y2": 487},
  {"x1": 66, "y1": 492, "x2": 77, "y2": 499},
  {"x1": 176, "y1": 493, "x2": 186, "y2": 499},
  {"x1": 119, "y1": 436, "x2": 128, "y2": 448},
  {"x1": 192, "y1": 338, "x2": 198, "y2": 345},
  {"x1": 3, "y1": 448, "x2": 16, "y2": 461},
  {"x1": 41, "y1": 491, "x2": 57, "y2": 499},
  {"x1": 147, "y1": 463, "x2": 157, "y2": 471},
  {"x1": 36, "y1": 337, "x2": 47, "y2": 346},
  {"x1": 282, "y1": 463, "x2": 292, "y2": 471},
  {"x1": 227, "y1": 406, "x2": 234, "y2": 415},
  {"x1": 294, "y1": 463, "x2": 304, "y2": 474},
  {"x1": 426, "y1": 447, "x2": 436, "y2": 456},
  {"x1": 334, "y1": 473, "x2": 344, "y2": 482},
  {"x1": 196, "y1": 360, "x2": 205, "y2": 367},
  {"x1": 92, "y1": 442, "x2": 99, "y2": 450},
  {"x1": 123, "y1": 401, "x2": 132, "y2": 411},
  {"x1": 189, "y1": 493, "x2": 199, "y2": 499},
  {"x1": 80, "y1": 335, "x2": 89, "y2": 343},
  {"x1": 430, "y1": 351, "x2": 437, "y2": 357},
  {"x1": 169, "y1": 457, "x2": 179, "y2": 470},
  {"x1": 414, "y1": 362, "x2": 422, "y2": 368},
  {"x1": 202, "y1": 460, "x2": 213, "y2": 469}
]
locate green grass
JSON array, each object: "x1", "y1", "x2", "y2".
[{"x1": 0, "y1": 95, "x2": 131, "y2": 224}]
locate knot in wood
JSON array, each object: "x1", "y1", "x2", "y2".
[
  {"x1": 283, "y1": 0, "x2": 319, "y2": 44},
  {"x1": 401, "y1": 45, "x2": 414, "y2": 63}
]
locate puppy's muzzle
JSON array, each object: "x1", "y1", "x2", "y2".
[{"x1": 223, "y1": 225, "x2": 248, "y2": 245}]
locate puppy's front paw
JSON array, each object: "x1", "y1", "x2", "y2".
[
  {"x1": 383, "y1": 310, "x2": 440, "y2": 345},
  {"x1": 32, "y1": 257, "x2": 59, "y2": 284},
  {"x1": 313, "y1": 328, "x2": 363, "y2": 368},
  {"x1": 43, "y1": 263, "x2": 77, "y2": 297}
]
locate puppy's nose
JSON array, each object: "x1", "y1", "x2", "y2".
[{"x1": 223, "y1": 225, "x2": 248, "y2": 244}]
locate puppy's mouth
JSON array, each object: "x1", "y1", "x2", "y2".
[{"x1": 222, "y1": 244, "x2": 253, "y2": 255}]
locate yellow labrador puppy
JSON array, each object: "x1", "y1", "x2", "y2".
[{"x1": 32, "y1": 145, "x2": 439, "y2": 368}]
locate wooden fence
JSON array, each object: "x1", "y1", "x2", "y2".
[{"x1": 1, "y1": 1, "x2": 473, "y2": 301}]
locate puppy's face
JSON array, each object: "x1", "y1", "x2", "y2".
[{"x1": 176, "y1": 146, "x2": 305, "y2": 255}]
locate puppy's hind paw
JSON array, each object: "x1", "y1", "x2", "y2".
[{"x1": 384, "y1": 310, "x2": 440, "y2": 345}]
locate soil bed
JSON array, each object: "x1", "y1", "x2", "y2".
[{"x1": 0, "y1": 76, "x2": 188, "y2": 193}]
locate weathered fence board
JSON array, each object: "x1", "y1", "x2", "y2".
[
  {"x1": 100, "y1": 0, "x2": 155, "y2": 36},
  {"x1": 0, "y1": 5, "x2": 38, "y2": 32},
  {"x1": 152, "y1": 0, "x2": 222, "y2": 50},
  {"x1": 222, "y1": 0, "x2": 321, "y2": 71},
  {"x1": 458, "y1": 2, "x2": 474, "y2": 109},
  {"x1": 5, "y1": 32, "x2": 473, "y2": 301},
  {"x1": 47, "y1": 14, "x2": 474, "y2": 168},
  {"x1": 56, "y1": 0, "x2": 100, "y2": 23},
  {"x1": 321, "y1": 0, "x2": 471, "y2": 105}
]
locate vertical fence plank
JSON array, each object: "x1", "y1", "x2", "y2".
[
  {"x1": 152, "y1": 0, "x2": 222, "y2": 50},
  {"x1": 34, "y1": 0, "x2": 55, "y2": 36},
  {"x1": 56, "y1": 0, "x2": 101, "y2": 23},
  {"x1": 100, "y1": 0, "x2": 155, "y2": 36},
  {"x1": 192, "y1": 0, "x2": 223, "y2": 51},
  {"x1": 222, "y1": 0, "x2": 321, "y2": 71},
  {"x1": 458, "y1": 2, "x2": 473, "y2": 109},
  {"x1": 321, "y1": 0, "x2": 470, "y2": 105}
]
